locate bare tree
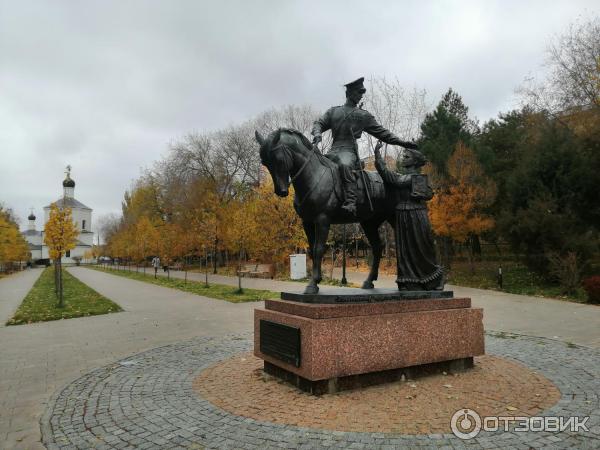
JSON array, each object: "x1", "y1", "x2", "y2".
[
  {"x1": 518, "y1": 16, "x2": 600, "y2": 113},
  {"x1": 254, "y1": 104, "x2": 319, "y2": 138},
  {"x1": 97, "y1": 213, "x2": 121, "y2": 245},
  {"x1": 360, "y1": 76, "x2": 430, "y2": 160}
]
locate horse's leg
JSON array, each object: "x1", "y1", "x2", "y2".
[
  {"x1": 302, "y1": 220, "x2": 315, "y2": 266},
  {"x1": 304, "y1": 216, "x2": 330, "y2": 295},
  {"x1": 360, "y1": 218, "x2": 384, "y2": 289}
]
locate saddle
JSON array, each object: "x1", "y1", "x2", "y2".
[{"x1": 317, "y1": 151, "x2": 384, "y2": 207}]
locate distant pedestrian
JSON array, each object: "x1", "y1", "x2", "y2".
[{"x1": 151, "y1": 256, "x2": 160, "y2": 279}]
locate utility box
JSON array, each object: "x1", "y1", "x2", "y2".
[{"x1": 289, "y1": 254, "x2": 307, "y2": 280}]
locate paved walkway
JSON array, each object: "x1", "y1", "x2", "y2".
[
  {"x1": 0, "y1": 267, "x2": 256, "y2": 449},
  {"x1": 0, "y1": 268, "x2": 43, "y2": 326},
  {"x1": 1, "y1": 265, "x2": 599, "y2": 449},
  {"x1": 117, "y1": 265, "x2": 600, "y2": 348}
]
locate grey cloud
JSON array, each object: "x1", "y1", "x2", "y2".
[{"x1": 1, "y1": 0, "x2": 598, "y2": 228}]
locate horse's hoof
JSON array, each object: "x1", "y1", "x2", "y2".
[
  {"x1": 304, "y1": 284, "x2": 319, "y2": 295},
  {"x1": 362, "y1": 281, "x2": 374, "y2": 289}
]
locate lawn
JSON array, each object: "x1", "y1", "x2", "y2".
[
  {"x1": 7, "y1": 267, "x2": 122, "y2": 325},
  {"x1": 90, "y1": 266, "x2": 278, "y2": 303},
  {"x1": 188, "y1": 264, "x2": 359, "y2": 287},
  {"x1": 446, "y1": 260, "x2": 588, "y2": 303}
]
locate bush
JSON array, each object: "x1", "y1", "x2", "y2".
[
  {"x1": 582, "y1": 276, "x2": 600, "y2": 304},
  {"x1": 547, "y1": 251, "x2": 582, "y2": 295}
]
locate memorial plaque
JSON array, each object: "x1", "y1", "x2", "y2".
[{"x1": 260, "y1": 320, "x2": 301, "y2": 367}]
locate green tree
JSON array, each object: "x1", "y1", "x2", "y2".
[
  {"x1": 419, "y1": 88, "x2": 477, "y2": 175},
  {"x1": 500, "y1": 115, "x2": 600, "y2": 277}
]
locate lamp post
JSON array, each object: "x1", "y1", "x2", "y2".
[{"x1": 341, "y1": 224, "x2": 347, "y2": 285}]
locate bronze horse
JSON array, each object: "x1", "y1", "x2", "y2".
[{"x1": 255, "y1": 127, "x2": 394, "y2": 294}]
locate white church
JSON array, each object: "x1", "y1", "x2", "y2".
[{"x1": 23, "y1": 167, "x2": 94, "y2": 264}]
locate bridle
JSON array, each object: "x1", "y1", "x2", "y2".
[
  {"x1": 269, "y1": 141, "x2": 315, "y2": 184},
  {"x1": 266, "y1": 138, "x2": 327, "y2": 207}
]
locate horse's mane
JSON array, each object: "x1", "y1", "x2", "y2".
[
  {"x1": 263, "y1": 127, "x2": 338, "y2": 172},
  {"x1": 277, "y1": 128, "x2": 313, "y2": 150}
]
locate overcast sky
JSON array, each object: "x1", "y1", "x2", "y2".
[{"x1": 1, "y1": 0, "x2": 598, "y2": 231}]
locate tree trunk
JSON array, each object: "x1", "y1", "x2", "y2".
[
  {"x1": 441, "y1": 237, "x2": 453, "y2": 270},
  {"x1": 330, "y1": 247, "x2": 335, "y2": 280},
  {"x1": 54, "y1": 260, "x2": 59, "y2": 296},
  {"x1": 58, "y1": 258, "x2": 64, "y2": 308},
  {"x1": 468, "y1": 243, "x2": 474, "y2": 274},
  {"x1": 237, "y1": 247, "x2": 243, "y2": 293},
  {"x1": 470, "y1": 234, "x2": 482, "y2": 260},
  {"x1": 213, "y1": 238, "x2": 218, "y2": 274},
  {"x1": 204, "y1": 247, "x2": 209, "y2": 287}
]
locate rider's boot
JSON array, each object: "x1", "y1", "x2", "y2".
[{"x1": 340, "y1": 164, "x2": 357, "y2": 215}]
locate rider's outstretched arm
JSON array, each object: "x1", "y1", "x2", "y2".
[{"x1": 364, "y1": 112, "x2": 418, "y2": 149}]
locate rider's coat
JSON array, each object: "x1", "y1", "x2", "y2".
[{"x1": 312, "y1": 101, "x2": 417, "y2": 167}]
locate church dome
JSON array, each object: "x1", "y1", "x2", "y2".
[
  {"x1": 63, "y1": 175, "x2": 75, "y2": 188},
  {"x1": 28, "y1": 212, "x2": 36, "y2": 220}
]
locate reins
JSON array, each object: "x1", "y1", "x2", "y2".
[{"x1": 270, "y1": 139, "x2": 328, "y2": 207}]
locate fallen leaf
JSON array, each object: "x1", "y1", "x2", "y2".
[
  {"x1": 443, "y1": 384, "x2": 453, "y2": 388},
  {"x1": 506, "y1": 406, "x2": 518, "y2": 411}
]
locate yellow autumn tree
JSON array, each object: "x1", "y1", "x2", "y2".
[
  {"x1": 108, "y1": 223, "x2": 136, "y2": 270},
  {"x1": 251, "y1": 178, "x2": 306, "y2": 271},
  {"x1": 134, "y1": 216, "x2": 159, "y2": 274},
  {"x1": 44, "y1": 203, "x2": 78, "y2": 307},
  {"x1": 428, "y1": 142, "x2": 496, "y2": 269},
  {"x1": 185, "y1": 181, "x2": 219, "y2": 284},
  {"x1": 157, "y1": 222, "x2": 186, "y2": 279},
  {"x1": 220, "y1": 194, "x2": 260, "y2": 290},
  {"x1": 0, "y1": 212, "x2": 29, "y2": 273}
]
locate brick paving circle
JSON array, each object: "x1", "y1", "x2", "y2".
[
  {"x1": 194, "y1": 353, "x2": 560, "y2": 434},
  {"x1": 41, "y1": 333, "x2": 600, "y2": 449}
]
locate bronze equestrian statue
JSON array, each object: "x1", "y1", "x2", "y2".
[{"x1": 254, "y1": 76, "x2": 420, "y2": 295}]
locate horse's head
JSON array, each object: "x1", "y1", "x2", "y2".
[{"x1": 255, "y1": 129, "x2": 291, "y2": 197}]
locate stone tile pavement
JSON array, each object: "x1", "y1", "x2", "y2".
[
  {"x1": 41, "y1": 333, "x2": 600, "y2": 449},
  {"x1": 0, "y1": 268, "x2": 43, "y2": 326}
]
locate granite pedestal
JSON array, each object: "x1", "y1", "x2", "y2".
[{"x1": 254, "y1": 290, "x2": 484, "y2": 394}]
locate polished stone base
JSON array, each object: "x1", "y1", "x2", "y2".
[
  {"x1": 254, "y1": 297, "x2": 485, "y2": 393},
  {"x1": 281, "y1": 287, "x2": 454, "y2": 304},
  {"x1": 264, "y1": 357, "x2": 474, "y2": 395}
]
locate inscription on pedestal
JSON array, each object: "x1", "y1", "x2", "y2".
[{"x1": 259, "y1": 320, "x2": 301, "y2": 367}]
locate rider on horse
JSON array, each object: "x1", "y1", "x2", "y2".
[{"x1": 311, "y1": 77, "x2": 419, "y2": 215}]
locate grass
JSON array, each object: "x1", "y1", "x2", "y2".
[
  {"x1": 188, "y1": 264, "x2": 360, "y2": 287},
  {"x1": 6, "y1": 267, "x2": 122, "y2": 325},
  {"x1": 446, "y1": 260, "x2": 588, "y2": 303},
  {"x1": 89, "y1": 266, "x2": 278, "y2": 303}
]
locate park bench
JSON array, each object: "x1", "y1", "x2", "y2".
[{"x1": 238, "y1": 263, "x2": 274, "y2": 279}]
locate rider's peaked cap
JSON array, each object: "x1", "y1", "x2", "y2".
[{"x1": 344, "y1": 77, "x2": 366, "y2": 93}]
